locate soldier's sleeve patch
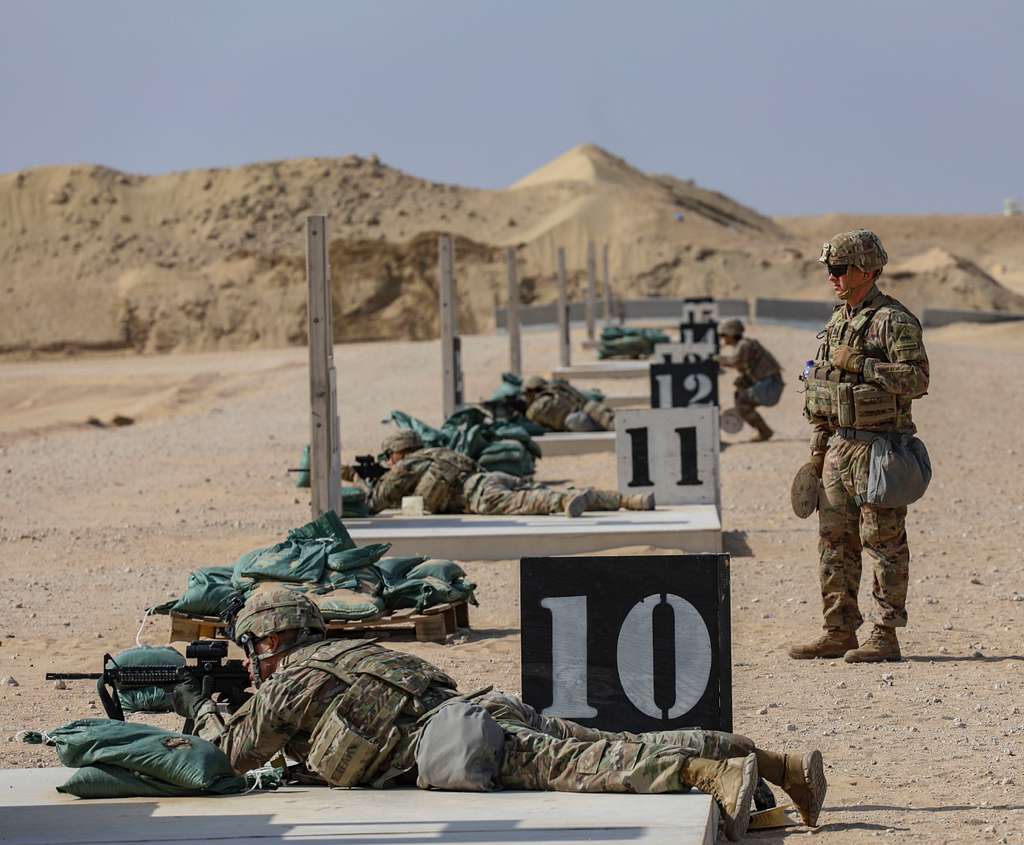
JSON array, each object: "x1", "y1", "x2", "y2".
[{"x1": 889, "y1": 320, "x2": 925, "y2": 362}]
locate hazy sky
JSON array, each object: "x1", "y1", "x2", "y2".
[{"x1": 2, "y1": 1, "x2": 1020, "y2": 215}]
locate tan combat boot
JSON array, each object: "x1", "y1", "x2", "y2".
[
  {"x1": 751, "y1": 420, "x2": 774, "y2": 442},
  {"x1": 563, "y1": 489, "x2": 592, "y2": 518},
  {"x1": 781, "y1": 750, "x2": 828, "y2": 827},
  {"x1": 682, "y1": 754, "x2": 757, "y2": 842},
  {"x1": 622, "y1": 492, "x2": 656, "y2": 511},
  {"x1": 843, "y1": 625, "x2": 901, "y2": 663},
  {"x1": 788, "y1": 628, "x2": 858, "y2": 660}
]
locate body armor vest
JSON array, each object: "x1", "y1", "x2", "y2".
[
  {"x1": 300, "y1": 639, "x2": 457, "y2": 787},
  {"x1": 413, "y1": 447, "x2": 479, "y2": 513},
  {"x1": 803, "y1": 296, "x2": 917, "y2": 431}
]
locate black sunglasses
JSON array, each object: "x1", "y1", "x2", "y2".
[{"x1": 827, "y1": 263, "x2": 849, "y2": 278}]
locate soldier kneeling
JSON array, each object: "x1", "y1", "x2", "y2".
[{"x1": 175, "y1": 590, "x2": 829, "y2": 842}]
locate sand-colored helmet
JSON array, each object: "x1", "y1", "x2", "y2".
[
  {"x1": 381, "y1": 429, "x2": 423, "y2": 455},
  {"x1": 818, "y1": 229, "x2": 888, "y2": 273},
  {"x1": 719, "y1": 318, "x2": 745, "y2": 338},
  {"x1": 523, "y1": 375, "x2": 548, "y2": 392},
  {"x1": 231, "y1": 587, "x2": 326, "y2": 643}
]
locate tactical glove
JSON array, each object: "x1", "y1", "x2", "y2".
[
  {"x1": 831, "y1": 345, "x2": 865, "y2": 374},
  {"x1": 340, "y1": 464, "x2": 355, "y2": 482},
  {"x1": 171, "y1": 675, "x2": 210, "y2": 720}
]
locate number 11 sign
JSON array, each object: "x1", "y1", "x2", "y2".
[{"x1": 615, "y1": 407, "x2": 720, "y2": 507}]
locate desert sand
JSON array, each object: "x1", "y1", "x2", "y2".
[
  {"x1": 3, "y1": 144, "x2": 1023, "y2": 358},
  {"x1": 1, "y1": 146, "x2": 1023, "y2": 842}
]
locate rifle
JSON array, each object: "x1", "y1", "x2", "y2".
[
  {"x1": 353, "y1": 454, "x2": 389, "y2": 483},
  {"x1": 46, "y1": 640, "x2": 251, "y2": 732},
  {"x1": 478, "y1": 395, "x2": 527, "y2": 423}
]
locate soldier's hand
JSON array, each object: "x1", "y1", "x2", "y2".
[
  {"x1": 171, "y1": 675, "x2": 210, "y2": 720},
  {"x1": 340, "y1": 465, "x2": 355, "y2": 482},
  {"x1": 832, "y1": 345, "x2": 865, "y2": 373}
]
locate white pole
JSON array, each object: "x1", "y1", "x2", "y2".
[
  {"x1": 603, "y1": 242, "x2": 612, "y2": 327},
  {"x1": 306, "y1": 215, "x2": 341, "y2": 518},
  {"x1": 506, "y1": 247, "x2": 522, "y2": 376},
  {"x1": 586, "y1": 241, "x2": 597, "y2": 341},
  {"x1": 557, "y1": 246, "x2": 571, "y2": 368}
]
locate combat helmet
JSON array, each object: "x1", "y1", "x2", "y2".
[
  {"x1": 381, "y1": 428, "x2": 423, "y2": 456},
  {"x1": 231, "y1": 587, "x2": 326, "y2": 643},
  {"x1": 719, "y1": 318, "x2": 745, "y2": 338},
  {"x1": 818, "y1": 229, "x2": 888, "y2": 273},
  {"x1": 523, "y1": 375, "x2": 548, "y2": 392}
]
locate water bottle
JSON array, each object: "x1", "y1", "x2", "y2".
[{"x1": 801, "y1": 360, "x2": 815, "y2": 382}]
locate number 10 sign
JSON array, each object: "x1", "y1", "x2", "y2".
[
  {"x1": 615, "y1": 407, "x2": 721, "y2": 507},
  {"x1": 521, "y1": 554, "x2": 732, "y2": 732}
]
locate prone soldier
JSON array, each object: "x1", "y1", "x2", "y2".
[
  {"x1": 521, "y1": 375, "x2": 615, "y2": 432},
  {"x1": 789, "y1": 229, "x2": 930, "y2": 663},
  {"x1": 345, "y1": 429, "x2": 653, "y2": 517},
  {"x1": 174, "y1": 589, "x2": 829, "y2": 841},
  {"x1": 716, "y1": 319, "x2": 785, "y2": 442}
]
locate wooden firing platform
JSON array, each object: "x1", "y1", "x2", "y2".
[
  {"x1": 0, "y1": 768, "x2": 717, "y2": 845},
  {"x1": 347, "y1": 506, "x2": 723, "y2": 559}
]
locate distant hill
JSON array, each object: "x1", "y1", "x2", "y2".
[{"x1": 1, "y1": 146, "x2": 1022, "y2": 356}]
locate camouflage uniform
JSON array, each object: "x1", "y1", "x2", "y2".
[
  {"x1": 462, "y1": 472, "x2": 626, "y2": 516},
  {"x1": 719, "y1": 337, "x2": 783, "y2": 433},
  {"x1": 804, "y1": 285, "x2": 929, "y2": 631},
  {"x1": 195, "y1": 639, "x2": 754, "y2": 793},
  {"x1": 368, "y1": 447, "x2": 479, "y2": 514},
  {"x1": 526, "y1": 381, "x2": 615, "y2": 432}
]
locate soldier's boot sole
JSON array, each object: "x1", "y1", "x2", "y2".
[
  {"x1": 719, "y1": 754, "x2": 757, "y2": 842},
  {"x1": 788, "y1": 632, "x2": 858, "y2": 660},
  {"x1": 563, "y1": 490, "x2": 591, "y2": 518},
  {"x1": 782, "y1": 750, "x2": 827, "y2": 827}
]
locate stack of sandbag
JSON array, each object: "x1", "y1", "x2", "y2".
[
  {"x1": 597, "y1": 326, "x2": 669, "y2": 359},
  {"x1": 23, "y1": 719, "x2": 280, "y2": 798},
  {"x1": 152, "y1": 511, "x2": 476, "y2": 625}
]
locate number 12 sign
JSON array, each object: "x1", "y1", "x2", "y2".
[{"x1": 615, "y1": 407, "x2": 720, "y2": 507}]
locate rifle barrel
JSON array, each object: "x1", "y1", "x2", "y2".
[{"x1": 45, "y1": 673, "x2": 102, "y2": 680}]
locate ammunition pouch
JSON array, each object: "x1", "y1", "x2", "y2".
[{"x1": 804, "y1": 365, "x2": 896, "y2": 428}]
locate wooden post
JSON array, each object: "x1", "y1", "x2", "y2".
[
  {"x1": 603, "y1": 242, "x2": 612, "y2": 327},
  {"x1": 585, "y1": 241, "x2": 598, "y2": 341},
  {"x1": 557, "y1": 247, "x2": 571, "y2": 368},
  {"x1": 439, "y1": 235, "x2": 463, "y2": 419},
  {"x1": 506, "y1": 247, "x2": 522, "y2": 376},
  {"x1": 306, "y1": 215, "x2": 341, "y2": 519}
]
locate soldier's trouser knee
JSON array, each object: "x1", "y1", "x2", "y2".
[
  {"x1": 565, "y1": 410, "x2": 602, "y2": 432},
  {"x1": 818, "y1": 438, "x2": 910, "y2": 630},
  {"x1": 465, "y1": 474, "x2": 563, "y2": 516},
  {"x1": 734, "y1": 390, "x2": 767, "y2": 428}
]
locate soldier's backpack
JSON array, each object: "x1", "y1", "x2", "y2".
[{"x1": 414, "y1": 449, "x2": 479, "y2": 513}]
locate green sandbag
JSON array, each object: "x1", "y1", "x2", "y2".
[
  {"x1": 341, "y1": 485, "x2": 369, "y2": 518},
  {"x1": 490, "y1": 372, "x2": 523, "y2": 401},
  {"x1": 405, "y1": 559, "x2": 466, "y2": 582},
  {"x1": 389, "y1": 411, "x2": 446, "y2": 448},
  {"x1": 311, "y1": 588, "x2": 385, "y2": 622},
  {"x1": 326, "y1": 542, "x2": 391, "y2": 572},
  {"x1": 237, "y1": 540, "x2": 329, "y2": 583},
  {"x1": 492, "y1": 424, "x2": 542, "y2": 458},
  {"x1": 168, "y1": 567, "x2": 238, "y2": 618},
  {"x1": 384, "y1": 575, "x2": 477, "y2": 612},
  {"x1": 376, "y1": 555, "x2": 428, "y2": 585},
  {"x1": 288, "y1": 510, "x2": 356, "y2": 550},
  {"x1": 326, "y1": 563, "x2": 384, "y2": 597},
  {"x1": 106, "y1": 647, "x2": 185, "y2": 714},
  {"x1": 478, "y1": 440, "x2": 535, "y2": 477},
  {"x1": 46, "y1": 719, "x2": 247, "y2": 798}
]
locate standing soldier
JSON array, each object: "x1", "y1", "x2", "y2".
[
  {"x1": 789, "y1": 230, "x2": 930, "y2": 663},
  {"x1": 716, "y1": 319, "x2": 785, "y2": 441}
]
